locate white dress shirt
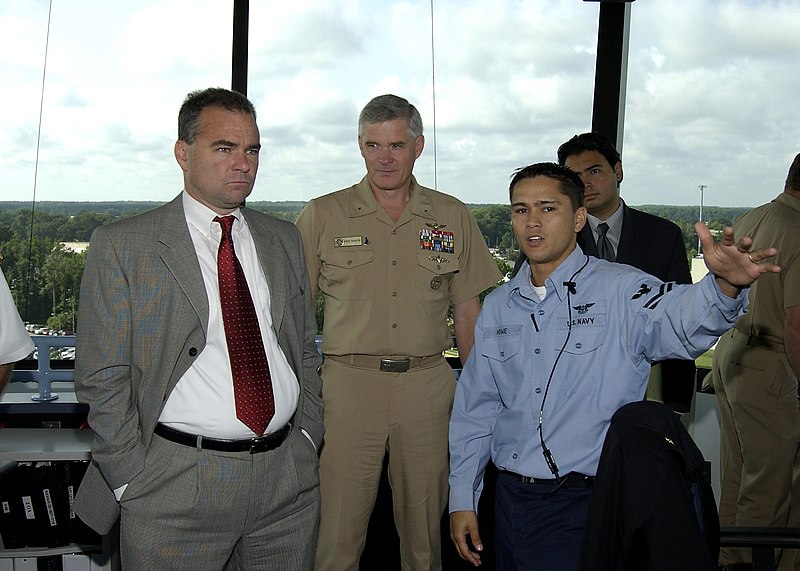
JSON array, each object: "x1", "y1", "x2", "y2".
[
  {"x1": 158, "y1": 192, "x2": 300, "y2": 439},
  {"x1": 0, "y1": 266, "x2": 35, "y2": 364}
]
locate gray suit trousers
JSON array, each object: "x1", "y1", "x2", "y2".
[{"x1": 119, "y1": 428, "x2": 320, "y2": 570}]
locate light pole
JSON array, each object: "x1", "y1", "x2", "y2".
[{"x1": 697, "y1": 184, "x2": 707, "y2": 255}]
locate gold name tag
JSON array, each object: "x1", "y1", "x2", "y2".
[{"x1": 334, "y1": 236, "x2": 365, "y2": 247}]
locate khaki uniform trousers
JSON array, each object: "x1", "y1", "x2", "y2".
[
  {"x1": 712, "y1": 328, "x2": 800, "y2": 570},
  {"x1": 315, "y1": 356, "x2": 455, "y2": 571}
]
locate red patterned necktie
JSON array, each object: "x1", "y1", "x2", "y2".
[{"x1": 214, "y1": 215, "x2": 274, "y2": 435}]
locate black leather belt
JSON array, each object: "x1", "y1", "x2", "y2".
[
  {"x1": 501, "y1": 470, "x2": 594, "y2": 489},
  {"x1": 154, "y1": 423, "x2": 290, "y2": 454}
]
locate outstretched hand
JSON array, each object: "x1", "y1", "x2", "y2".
[{"x1": 697, "y1": 222, "x2": 780, "y2": 298}]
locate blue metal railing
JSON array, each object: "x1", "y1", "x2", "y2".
[{"x1": 11, "y1": 335, "x2": 76, "y2": 401}]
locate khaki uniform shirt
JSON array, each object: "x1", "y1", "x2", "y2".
[
  {"x1": 733, "y1": 192, "x2": 800, "y2": 345},
  {"x1": 296, "y1": 176, "x2": 501, "y2": 357}
]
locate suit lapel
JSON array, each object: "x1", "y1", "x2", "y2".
[
  {"x1": 242, "y1": 209, "x2": 286, "y2": 333},
  {"x1": 158, "y1": 196, "x2": 210, "y2": 334},
  {"x1": 615, "y1": 203, "x2": 638, "y2": 265}
]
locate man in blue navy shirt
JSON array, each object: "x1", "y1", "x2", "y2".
[{"x1": 448, "y1": 162, "x2": 780, "y2": 570}]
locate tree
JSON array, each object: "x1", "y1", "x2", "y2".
[
  {"x1": 0, "y1": 201, "x2": 757, "y2": 330},
  {"x1": 471, "y1": 205, "x2": 513, "y2": 250},
  {"x1": 1, "y1": 233, "x2": 57, "y2": 324},
  {"x1": 42, "y1": 245, "x2": 86, "y2": 332},
  {"x1": 479, "y1": 257, "x2": 510, "y2": 302}
]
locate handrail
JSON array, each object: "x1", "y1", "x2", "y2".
[
  {"x1": 719, "y1": 527, "x2": 800, "y2": 571},
  {"x1": 12, "y1": 335, "x2": 76, "y2": 401}
]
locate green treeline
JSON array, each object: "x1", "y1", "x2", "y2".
[{"x1": 0, "y1": 202, "x2": 752, "y2": 329}]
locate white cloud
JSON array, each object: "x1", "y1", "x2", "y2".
[
  {"x1": 1, "y1": 0, "x2": 798, "y2": 208},
  {"x1": 620, "y1": 0, "x2": 800, "y2": 207}
]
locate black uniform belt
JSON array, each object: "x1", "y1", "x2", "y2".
[
  {"x1": 154, "y1": 423, "x2": 290, "y2": 454},
  {"x1": 501, "y1": 470, "x2": 594, "y2": 489},
  {"x1": 326, "y1": 354, "x2": 443, "y2": 373},
  {"x1": 732, "y1": 326, "x2": 785, "y2": 353}
]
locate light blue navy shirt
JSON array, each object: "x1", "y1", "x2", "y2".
[{"x1": 449, "y1": 245, "x2": 746, "y2": 513}]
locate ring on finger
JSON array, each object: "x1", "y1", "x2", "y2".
[{"x1": 748, "y1": 253, "x2": 760, "y2": 265}]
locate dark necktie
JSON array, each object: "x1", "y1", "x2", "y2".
[
  {"x1": 596, "y1": 222, "x2": 616, "y2": 262},
  {"x1": 214, "y1": 215, "x2": 274, "y2": 435}
]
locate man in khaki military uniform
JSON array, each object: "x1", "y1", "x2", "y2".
[
  {"x1": 296, "y1": 94, "x2": 501, "y2": 571},
  {"x1": 711, "y1": 152, "x2": 800, "y2": 571}
]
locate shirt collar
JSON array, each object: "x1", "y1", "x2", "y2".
[
  {"x1": 507, "y1": 244, "x2": 590, "y2": 305},
  {"x1": 775, "y1": 192, "x2": 800, "y2": 214},
  {"x1": 349, "y1": 175, "x2": 436, "y2": 221},
  {"x1": 586, "y1": 198, "x2": 624, "y2": 238},
  {"x1": 182, "y1": 190, "x2": 245, "y2": 238}
]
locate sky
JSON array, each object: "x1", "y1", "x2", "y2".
[{"x1": 1, "y1": 0, "x2": 799, "y2": 209}]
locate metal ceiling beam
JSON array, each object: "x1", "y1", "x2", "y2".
[
  {"x1": 231, "y1": 0, "x2": 249, "y2": 95},
  {"x1": 590, "y1": 1, "x2": 633, "y2": 155}
]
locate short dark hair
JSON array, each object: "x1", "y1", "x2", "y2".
[
  {"x1": 509, "y1": 162, "x2": 585, "y2": 211},
  {"x1": 785, "y1": 152, "x2": 800, "y2": 194},
  {"x1": 557, "y1": 132, "x2": 622, "y2": 183},
  {"x1": 358, "y1": 94, "x2": 423, "y2": 139},
  {"x1": 178, "y1": 87, "x2": 256, "y2": 144}
]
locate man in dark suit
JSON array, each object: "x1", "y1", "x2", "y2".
[
  {"x1": 73, "y1": 87, "x2": 323, "y2": 570},
  {"x1": 511, "y1": 132, "x2": 694, "y2": 411},
  {"x1": 560, "y1": 133, "x2": 691, "y2": 289}
]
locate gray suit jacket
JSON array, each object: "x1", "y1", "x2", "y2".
[{"x1": 73, "y1": 195, "x2": 323, "y2": 534}]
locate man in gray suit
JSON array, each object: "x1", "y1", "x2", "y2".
[{"x1": 74, "y1": 87, "x2": 323, "y2": 570}]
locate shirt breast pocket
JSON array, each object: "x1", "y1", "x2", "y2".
[
  {"x1": 482, "y1": 328, "x2": 523, "y2": 403},
  {"x1": 321, "y1": 248, "x2": 374, "y2": 301},
  {"x1": 555, "y1": 329, "x2": 605, "y2": 397},
  {"x1": 414, "y1": 251, "x2": 459, "y2": 304},
  {"x1": 559, "y1": 331, "x2": 604, "y2": 356}
]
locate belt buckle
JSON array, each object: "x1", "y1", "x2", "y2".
[
  {"x1": 249, "y1": 436, "x2": 270, "y2": 454},
  {"x1": 380, "y1": 358, "x2": 410, "y2": 373}
]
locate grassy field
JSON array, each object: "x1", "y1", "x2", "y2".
[{"x1": 696, "y1": 349, "x2": 714, "y2": 370}]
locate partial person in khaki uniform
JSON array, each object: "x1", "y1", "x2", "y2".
[
  {"x1": 710, "y1": 152, "x2": 800, "y2": 571},
  {"x1": 296, "y1": 94, "x2": 501, "y2": 571}
]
